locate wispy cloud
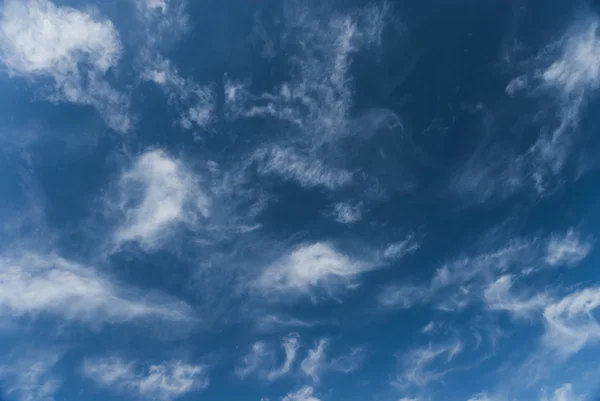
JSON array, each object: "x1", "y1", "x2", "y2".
[
  {"x1": 395, "y1": 341, "x2": 464, "y2": 387},
  {"x1": 378, "y1": 284, "x2": 429, "y2": 309},
  {"x1": 281, "y1": 387, "x2": 322, "y2": 401},
  {"x1": 542, "y1": 286, "x2": 600, "y2": 357},
  {"x1": 329, "y1": 347, "x2": 367, "y2": 374},
  {"x1": 330, "y1": 202, "x2": 363, "y2": 224},
  {"x1": 0, "y1": 351, "x2": 61, "y2": 401},
  {"x1": 235, "y1": 334, "x2": 300, "y2": 381},
  {"x1": 541, "y1": 384, "x2": 586, "y2": 401},
  {"x1": 225, "y1": 1, "x2": 395, "y2": 193},
  {"x1": 112, "y1": 149, "x2": 210, "y2": 251},
  {"x1": 382, "y1": 235, "x2": 421, "y2": 261},
  {"x1": 255, "y1": 242, "x2": 371, "y2": 300},
  {"x1": 255, "y1": 314, "x2": 318, "y2": 333},
  {"x1": 83, "y1": 357, "x2": 208, "y2": 401},
  {"x1": 300, "y1": 339, "x2": 328, "y2": 383},
  {"x1": 545, "y1": 229, "x2": 592, "y2": 267},
  {"x1": 0, "y1": 0, "x2": 130, "y2": 132},
  {"x1": 0, "y1": 250, "x2": 193, "y2": 325},
  {"x1": 254, "y1": 147, "x2": 353, "y2": 191},
  {"x1": 484, "y1": 275, "x2": 551, "y2": 320}
]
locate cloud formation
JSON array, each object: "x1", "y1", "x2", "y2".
[
  {"x1": 236, "y1": 334, "x2": 300, "y2": 381},
  {"x1": 0, "y1": 251, "x2": 193, "y2": 325},
  {"x1": 0, "y1": 0, "x2": 130, "y2": 132},
  {"x1": 255, "y1": 243, "x2": 371, "y2": 300},
  {"x1": 83, "y1": 357, "x2": 208, "y2": 401},
  {"x1": 0, "y1": 352, "x2": 61, "y2": 401},
  {"x1": 542, "y1": 286, "x2": 600, "y2": 357},
  {"x1": 113, "y1": 149, "x2": 210, "y2": 251}
]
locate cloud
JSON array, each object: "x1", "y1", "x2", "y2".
[
  {"x1": 254, "y1": 147, "x2": 353, "y2": 190},
  {"x1": 300, "y1": 339, "x2": 327, "y2": 383},
  {"x1": 383, "y1": 235, "x2": 421, "y2": 260},
  {"x1": 541, "y1": 20, "x2": 600, "y2": 95},
  {"x1": 255, "y1": 314, "x2": 317, "y2": 333},
  {"x1": 330, "y1": 202, "x2": 363, "y2": 224},
  {"x1": 484, "y1": 275, "x2": 551, "y2": 319},
  {"x1": 267, "y1": 334, "x2": 301, "y2": 381},
  {"x1": 0, "y1": 0, "x2": 130, "y2": 132},
  {"x1": 225, "y1": 2, "x2": 394, "y2": 191},
  {"x1": 141, "y1": 56, "x2": 215, "y2": 131},
  {"x1": 541, "y1": 384, "x2": 585, "y2": 401},
  {"x1": 378, "y1": 284, "x2": 428, "y2": 309},
  {"x1": 113, "y1": 149, "x2": 210, "y2": 251},
  {"x1": 83, "y1": 357, "x2": 208, "y2": 401},
  {"x1": 236, "y1": 334, "x2": 300, "y2": 381},
  {"x1": 255, "y1": 242, "x2": 371, "y2": 300},
  {"x1": 0, "y1": 352, "x2": 61, "y2": 401},
  {"x1": 545, "y1": 229, "x2": 592, "y2": 267},
  {"x1": 235, "y1": 342, "x2": 273, "y2": 379},
  {"x1": 542, "y1": 286, "x2": 600, "y2": 357},
  {"x1": 395, "y1": 341, "x2": 464, "y2": 387},
  {"x1": 0, "y1": 250, "x2": 193, "y2": 325},
  {"x1": 329, "y1": 347, "x2": 367, "y2": 373},
  {"x1": 282, "y1": 387, "x2": 322, "y2": 401}
]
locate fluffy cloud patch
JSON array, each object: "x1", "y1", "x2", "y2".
[
  {"x1": 236, "y1": 334, "x2": 300, "y2": 381},
  {"x1": 542, "y1": 286, "x2": 600, "y2": 357},
  {"x1": 383, "y1": 236, "x2": 421, "y2": 261},
  {"x1": 541, "y1": 20, "x2": 600, "y2": 95},
  {"x1": 0, "y1": 0, "x2": 130, "y2": 132},
  {"x1": 0, "y1": 251, "x2": 193, "y2": 325},
  {"x1": 255, "y1": 147, "x2": 353, "y2": 190},
  {"x1": 113, "y1": 149, "x2": 210, "y2": 251},
  {"x1": 484, "y1": 275, "x2": 551, "y2": 319},
  {"x1": 83, "y1": 357, "x2": 208, "y2": 401},
  {"x1": 255, "y1": 243, "x2": 371, "y2": 299},
  {"x1": 0, "y1": 352, "x2": 61, "y2": 401},
  {"x1": 545, "y1": 229, "x2": 592, "y2": 267},
  {"x1": 300, "y1": 339, "x2": 327, "y2": 383},
  {"x1": 330, "y1": 202, "x2": 363, "y2": 224}
]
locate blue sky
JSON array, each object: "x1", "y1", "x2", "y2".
[{"x1": 1, "y1": 0, "x2": 600, "y2": 401}]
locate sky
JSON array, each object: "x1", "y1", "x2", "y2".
[{"x1": 1, "y1": 0, "x2": 600, "y2": 400}]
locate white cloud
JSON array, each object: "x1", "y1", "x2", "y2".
[
  {"x1": 226, "y1": 2, "x2": 393, "y2": 189},
  {"x1": 541, "y1": 384, "x2": 585, "y2": 401},
  {"x1": 0, "y1": 251, "x2": 193, "y2": 325},
  {"x1": 236, "y1": 334, "x2": 300, "y2": 381},
  {"x1": 235, "y1": 342, "x2": 273, "y2": 379},
  {"x1": 300, "y1": 339, "x2": 327, "y2": 383},
  {"x1": 383, "y1": 235, "x2": 421, "y2": 260},
  {"x1": 431, "y1": 239, "x2": 535, "y2": 290},
  {"x1": 542, "y1": 286, "x2": 600, "y2": 357},
  {"x1": 267, "y1": 334, "x2": 300, "y2": 381},
  {"x1": 506, "y1": 75, "x2": 529, "y2": 95},
  {"x1": 255, "y1": 242, "x2": 370, "y2": 299},
  {"x1": 83, "y1": 357, "x2": 208, "y2": 401},
  {"x1": 466, "y1": 394, "x2": 494, "y2": 401},
  {"x1": 484, "y1": 275, "x2": 551, "y2": 319},
  {"x1": 378, "y1": 284, "x2": 428, "y2": 309},
  {"x1": 541, "y1": 20, "x2": 600, "y2": 95},
  {"x1": 141, "y1": 56, "x2": 215, "y2": 131},
  {"x1": 329, "y1": 347, "x2": 367, "y2": 373},
  {"x1": 0, "y1": 0, "x2": 130, "y2": 132},
  {"x1": 255, "y1": 147, "x2": 353, "y2": 190},
  {"x1": 0, "y1": 352, "x2": 61, "y2": 401},
  {"x1": 113, "y1": 149, "x2": 210, "y2": 251},
  {"x1": 396, "y1": 341, "x2": 464, "y2": 387},
  {"x1": 545, "y1": 229, "x2": 592, "y2": 267},
  {"x1": 282, "y1": 387, "x2": 322, "y2": 401},
  {"x1": 331, "y1": 202, "x2": 363, "y2": 224},
  {"x1": 255, "y1": 314, "x2": 316, "y2": 332}
]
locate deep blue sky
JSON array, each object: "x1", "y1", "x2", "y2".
[{"x1": 1, "y1": 1, "x2": 600, "y2": 401}]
